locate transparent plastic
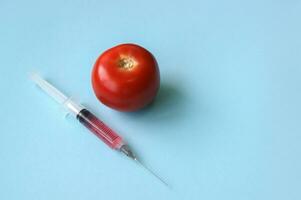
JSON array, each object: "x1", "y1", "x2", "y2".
[
  {"x1": 30, "y1": 73, "x2": 84, "y2": 116},
  {"x1": 77, "y1": 109, "x2": 124, "y2": 149}
]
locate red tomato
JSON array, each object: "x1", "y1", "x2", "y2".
[{"x1": 92, "y1": 44, "x2": 160, "y2": 112}]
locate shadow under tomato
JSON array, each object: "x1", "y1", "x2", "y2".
[{"x1": 120, "y1": 82, "x2": 188, "y2": 123}]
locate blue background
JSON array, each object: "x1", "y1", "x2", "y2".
[{"x1": 1, "y1": 0, "x2": 300, "y2": 199}]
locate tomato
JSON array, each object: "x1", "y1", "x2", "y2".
[{"x1": 92, "y1": 44, "x2": 160, "y2": 112}]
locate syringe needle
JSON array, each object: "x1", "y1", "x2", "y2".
[
  {"x1": 134, "y1": 158, "x2": 169, "y2": 187},
  {"x1": 119, "y1": 145, "x2": 169, "y2": 187}
]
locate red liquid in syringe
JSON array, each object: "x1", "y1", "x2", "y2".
[{"x1": 77, "y1": 109, "x2": 124, "y2": 149}]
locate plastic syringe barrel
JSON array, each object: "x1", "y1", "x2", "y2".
[
  {"x1": 30, "y1": 73, "x2": 84, "y2": 116},
  {"x1": 76, "y1": 109, "x2": 124, "y2": 149},
  {"x1": 30, "y1": 73, "x2": 124, "y2": 149}
]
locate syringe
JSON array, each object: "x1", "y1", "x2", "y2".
[{"x1": 30, "y1": 73, "x2": 168, "y2": 186}]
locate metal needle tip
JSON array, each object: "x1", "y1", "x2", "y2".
[{"x1": 134, "y1": 158, "x2": 169, "y2": 187}]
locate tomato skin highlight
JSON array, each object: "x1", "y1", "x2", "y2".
[{"x1": 92, "y1": 44, "x2": 160, "y2": 112}]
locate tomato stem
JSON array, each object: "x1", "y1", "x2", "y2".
[{"x1": 118, "y1": 57, "x2": 136, "y2": 70}]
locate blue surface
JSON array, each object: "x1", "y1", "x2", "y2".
[{"x1": 1, "y1": 0, "x2": 301, "y2": 199}]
